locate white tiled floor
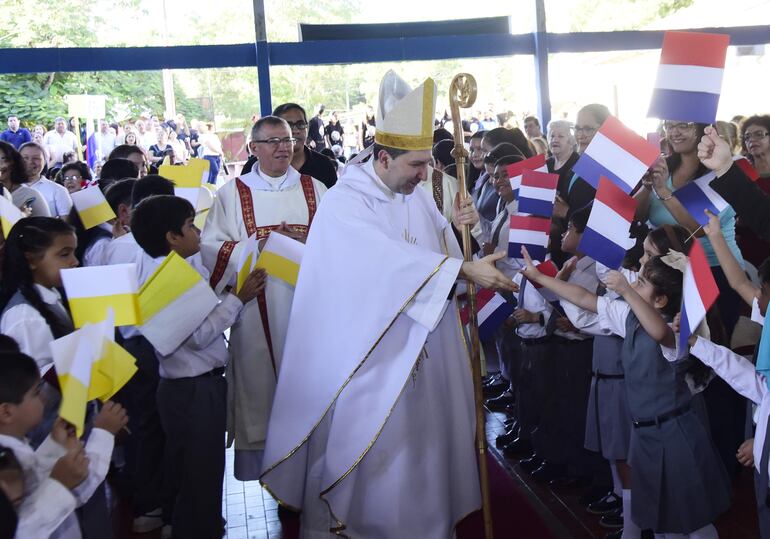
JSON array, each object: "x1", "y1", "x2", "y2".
[{"x1": 222, "y1": 449, "x2": 284, "y2": 539}]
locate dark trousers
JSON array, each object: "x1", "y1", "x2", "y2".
[
  {"x1": 540, "y1": 338, "x2": 595, "y2": 473},
  {"x1": 756, "y1": 470, "x2": 770, "y2": 539},
  {"x1": 204, "y1": 155, "x2": 221, "y2": 184},
  {"x1": 516, "y1": 338, "x2": 554, "y2": 446},
  {"x1": 157, "y1": 374, "x2": 226, "y2": 539},
  {"x1": 115, "y1": 336, "x2": 165, "y2": 515}
]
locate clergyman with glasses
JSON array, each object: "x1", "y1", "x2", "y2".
[
  {"x1": 200, "y1": 115, "x2": 328, "y2": 481},
  {"x1": 241, "y1": 103, "x2": 338, "y2": 188}
]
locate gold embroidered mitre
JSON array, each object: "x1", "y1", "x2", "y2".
[{"x1": 374, "y1": 70, "x2": 437, "y2": 151}]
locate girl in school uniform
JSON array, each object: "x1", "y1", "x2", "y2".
[
  {"x1": 583, "y1": 224, "x2": 694, "y2": 537},
  {"x1": 0, "y1": 217, "x2": 78, "y2": 445},
  {"x1": 0, "y1": 217, "x2": 78, "y2": 367},
  {"x1": 520, "y1": 246, "x2": 730, "y2": 538}
]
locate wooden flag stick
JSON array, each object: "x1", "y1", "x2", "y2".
[{"x1": 449, "y1": 73, "x2": 494, "y2": 539}]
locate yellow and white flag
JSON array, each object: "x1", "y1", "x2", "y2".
[
  {"x1": 71, "y1": 186, "x2": 116, "y2": 229},
  {"x1": 50, "y1": 313, "x2": 137, "y2": 435},
  {"x1": 50, "y1": 326, "x2": 96, "y2": 436},
  {"x1": 138, "y1": 252, "x2": 219, "y2": 356},
  {"x1": 236, "y1": 233, "x2": 259, "y2": 293},
  {"x1": 88, "y1": 315, "x2": 138, "y2": 402},
  {"x1": 61, "y1": 264, "x2": 140, "y2": 327},
  {"x1": 159, "y1": 158, "x2": 210, "y2": 209},
  {"x1": 0, "y1": 195, "x2": 23, "y2": 239},
  {"x1": 255, "y1": 232, "x2": 304, "y2": 287}
]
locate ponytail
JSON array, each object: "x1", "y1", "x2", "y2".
[{"x1": 0, "y1": 217, "x2": 76, "y2": 338}]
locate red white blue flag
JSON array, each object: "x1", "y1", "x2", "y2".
[
  {"x1": 460, "y1": 288, "x2": 515, "y2": 340},
  {"x1": 518, "y1": 170, "x2": 559, "y2": 217},
  {"x1": 506, "y1": 154, "x2": 547, "y2": 198},
  {"x1": 648, "y1": 31, "x2": 730, "y2": 124},
  {"x1": 578, "y1": 178, "x2": 637, "y2": 270},
  {"x1": 572, "y1": 115, "x2": 659, "y2": 194},
  {"x1": 673, "y1": 171, "x2": 728, "y2": 226},
  {"x1": 508, "y1": 215, "x2": 550, "y2": 261},
  {"x1": 680, "y1": 240, "x2": 719, "y2": 356}
]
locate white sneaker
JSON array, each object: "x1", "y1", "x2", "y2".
[{"x1": 132, "y1": 508, "x2": 164, "y2": 533}]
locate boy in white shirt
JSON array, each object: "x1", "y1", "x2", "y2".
[
  {"x1": 0, "y1": 351, "x2": 127, "y2": 538},
  {"x1": 131, "y1": 195, "x2": 266, "y2": 538}
]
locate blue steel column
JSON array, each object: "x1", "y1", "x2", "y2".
[
  {"x1": 253, "y1": 0, "x2": 272, "y2": 116},
  {"x1": 257, "y1": 41, "x2": 272, "y2": 116},
  {"x1": 534, "y1": 0, "x2": 551, "y2": 129}
]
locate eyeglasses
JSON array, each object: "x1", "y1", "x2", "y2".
[
  {"x1": 62, "y1": 175, "x2": 82, "y2": 182},
  {"x1": 254, "y1": 137, "x2": 297, "y2": 148},
  {"x1": 285, "y1": 121, "x2": 308, "y2": 130},
  {"x1": 573, "y1": 125, "x2": 598, "y2": 134},
  {"x1": 742, "y1": 131, "x2": 770, "y2": 143},
  {"x1": 663, "y1": 121, "x2": 696, "y2": 132}
]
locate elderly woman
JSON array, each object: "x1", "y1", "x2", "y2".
[
  {"x1": 546, "y1": 120, "x2": 579, "y2": 266},
  {"x1": 55, "y1": 161, "x2": 92, "y2": 194},
  {"x1": 546, "y1": 120, "x2": 579, "y2": 193}
]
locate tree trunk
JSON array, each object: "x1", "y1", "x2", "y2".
[{"x1": 41, "y1": 72, "x2": 56, "y2": 92}]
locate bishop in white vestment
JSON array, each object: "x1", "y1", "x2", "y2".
[
  {"x1": 200, "y1": 116, "x2": 327, "y2": 478},
  {"x1": 261, "y1": 72, "x2": 515, "y2": 538}
]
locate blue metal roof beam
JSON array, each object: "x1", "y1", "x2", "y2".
[{"x1": 0, "y1": 24, "x2": 766, "y2": 74}]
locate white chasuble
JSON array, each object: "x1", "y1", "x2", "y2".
[
  {"x1": 200, "y1": 166, "x2": 327, "y2": 457},
  {"x1": 261, "y1": 159, "x2": 481, "y2": 538}
]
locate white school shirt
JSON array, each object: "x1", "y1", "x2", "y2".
[
  {"x1": 27, "y1": 177, "x2": 72, "y2": 218},
  {"x1": 0, "y1": 428, "x2": 114, "y2": 539},
  {"x1": 81, "y1": 224, "x2": 113, "y2": 267},
  {"x1": 134, "y1": 251, "x2": 243, "y2": 379},
  {"x1": 690, "y1": 337, "x2": 770, "y2": 483},
  {"x1": 513, "y1": 272, "x2": 551, "y2": 339},
  {"x1": 556, "y1": 256, "x2": 598, "y2": 341},
  {"x1": 596, "y1": 296, "x2": 678, "y2": 361},
  {"x1": 0, "y1": 285, "x2": 66, "y2": 370}
]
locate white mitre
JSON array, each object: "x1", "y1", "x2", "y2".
[{"x1": 374, "y1": 70, "x2": 437, "y2": 151}]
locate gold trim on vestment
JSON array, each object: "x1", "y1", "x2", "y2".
[{"x1": 258, "y1": 254, "x2": 450, "y2": 488}]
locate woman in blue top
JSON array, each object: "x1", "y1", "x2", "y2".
[{"x1": 635, "y1": 120, "x2": 747, "y2": 479}]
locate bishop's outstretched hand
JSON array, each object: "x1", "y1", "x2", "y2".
[{"x1": 460, "y1": 251, "x2": 518, "y2": 292}]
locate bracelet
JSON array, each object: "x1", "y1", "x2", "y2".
[{"x1": 652, "y1": 187, "x2": 673, "y2": 201}]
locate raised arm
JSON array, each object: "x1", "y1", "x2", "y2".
[
  {"x1": 604, "y1": 271, "x2": 675, "y2": 347},
  {"x1": 703, "y1": 208, "x2": 758, "y2": 307},
  {"x1": 519, "y1": 246, "x2": 598, "y2": 313}
]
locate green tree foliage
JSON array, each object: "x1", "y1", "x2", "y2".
[{"x1": 0, "y1": 0, "x2": 203, "y2": 125}]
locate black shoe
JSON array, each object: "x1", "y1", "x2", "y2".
[
  {"x1": 599, "y1": 508, "x2": 623, "y2": 529},
  {"x1": 604, "y1": 529, "x2": 623, "y2": 539},
  {"x1": 485, "y1": 390, "x2": 515, "y2": 412},
  {"x1": 587, "y1": 492, "x2": 622, "y2": 515},
  {"x1": 518, "y1": 455, "x2": 542, "y2": 473},
  {"x1": 579, "y1": 486, "x2": 612, "y2": 507},
  {"x1": 483, "y1": 380, "x2": 509, "y2": 399},
  {"x1": 531, "y1": 462, "x2": 565, "y2": 483},
  {"x1": 502, "y1": 437, "x2": 532, "y2": 458},
  {"x1": 503, "y1": 416, "x2": 516, "y2": 427},
  {"x1": 482, "y1": 373, "x2": 503, "y2": 386},
  {"x1": 495, "y1": 428, "x2": 519, "y2": 448}
]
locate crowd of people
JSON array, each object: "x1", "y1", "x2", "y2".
[{"x1": 0, "y1": 71, "x2": 769, "y2": 539}]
